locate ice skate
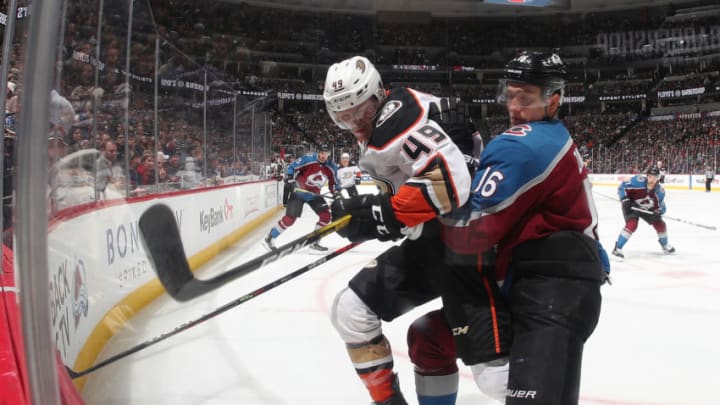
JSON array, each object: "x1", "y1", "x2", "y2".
[
  {"x1": 374, "y1": 374, "x2": 408, "y2": 405},
  {"x1": 611, "y1": 244, "x2": 624, "y2": 259},
  {"x1": 263, "y1": 234, "x2": 276, "y2": 251},
  {"x1": 662, "y1": 244, "x2": 675, "y2": 254},
  {"x1": 309, "y1": 241, "x2": 328, "y2": 251}
]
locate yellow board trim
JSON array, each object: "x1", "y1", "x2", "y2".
[{"x1": 72, "y1": 206, "x2": 283, "y2": 391}]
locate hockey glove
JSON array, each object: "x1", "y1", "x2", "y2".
[
  {"x1": 331, "y1": 194, "x2": 404, "y2": 242},
  {"x1": 282, "y1": 179, "x2": 296, "y2": 206},
  {"x1": 649, "y1": 210, "x2": 663, "y2": 222},
  {"x1": 621, "y1": 198, "x2": 637, "y2": 214}
]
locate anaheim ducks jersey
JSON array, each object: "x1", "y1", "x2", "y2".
[
  {"x1": 359, "y1": 87, "x2": 471, "y2": 227},
  {"x1": 337, "y1": 164, "x2": 361, "y2": 189}
]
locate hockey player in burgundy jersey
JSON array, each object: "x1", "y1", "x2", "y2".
[
  {"x1": 323, "y1": 56, "x2": 510, "y2": 405},
  {"x1": 264, "y1": 144, "x2": 339, "y2": 251},
  {"x1": 442, "y1": 51, "x2": 610, "y2": 404},
  {"x1": 611, "y1": 165, "x2": 675, "y2": 258}
]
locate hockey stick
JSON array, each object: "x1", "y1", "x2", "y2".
[
  {"x1": 138, "y1": 204, "x2": 351, "y2": 302},
  {"x1": 65, "y1": 240, "x2": 362, "y2": 379},
  {"x1": 631, "y1": 206, "x2": 717, "y2": 231}
]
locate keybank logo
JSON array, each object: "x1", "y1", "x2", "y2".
[{"x1": 200, "y1": 198, "x2": 235, "y2": 233}]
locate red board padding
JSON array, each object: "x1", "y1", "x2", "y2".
[{"x1": 0, "y1": 246, "x2": 84, "y2": 404}]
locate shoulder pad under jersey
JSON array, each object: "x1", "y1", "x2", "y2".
[{"x1": 369, "y1": 88, "x2": 423, "y2": 149}]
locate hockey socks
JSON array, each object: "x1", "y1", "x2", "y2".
[
  {"x1": 407, "y1": 310, "x2": 460, "y2": 405},
  {"x1": 346, "y1": 335, "x2": 402, "y2": 403},
  {"x1": 415, "y1": 373, "x2": 459, "y2": 405}
]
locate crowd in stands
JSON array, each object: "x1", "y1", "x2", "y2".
[
  {"x1": 595, "y1": 115, "x2": 720, "y2": 174},
  {"x1": 2, "y1": 0, "x2": 719, "y2": 218}
]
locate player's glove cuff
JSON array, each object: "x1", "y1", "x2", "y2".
[{"x1": 331, "y1": 194, "x2": 404, "y2": 242}]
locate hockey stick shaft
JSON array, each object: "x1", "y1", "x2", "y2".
[
  {"x1": 65, "y1": 240, "x2": 362, "y2": 379},
  {"x1": 631, "y1": 206, "x2": 717, "y2": 230},
  {"x1": 138, "y1": 204, "x2": 351, "y2": 301}
]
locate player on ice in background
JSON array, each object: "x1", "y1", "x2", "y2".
[
  {"x1": 336, "y1": 152, "x2": 361, "y2": 197},
  {"x1": 264, "y1": 143, "x2": 339, "y2": 252},
  {"x1": 612, "y1": 165, "x2": 675, "y2": 258},
  {"x1": 705, "y1": 165, "x2": 714, "y2": 192},
  {"x1": 442, "y1": 51, "x2": 610, "y2": 404},
  {"x1": 323, "y1": 56, "x2": 510, "y2": 405},
  {"x1": 656, "y1": 160, "x2": 666, "y2": 184}
]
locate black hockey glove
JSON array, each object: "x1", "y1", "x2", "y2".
[
  {"x1": 282, "y1": 178, "x2": 296, "y2": 206},
  {"x1": 649, "y1": 209, "x2": 663, "y2": 222},
  {"x1": 621, "y1": 198, "x2": 638, "y2": 213},
  {"x1": 428, "y1": 97, "x2": 485, "y2": 176},
  {"x1": 331, "y1": 194, "x2": 404, "y2": 242}
]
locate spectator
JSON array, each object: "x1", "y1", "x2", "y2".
[
  {"x1": 95, "y1": 140, "x2": 118, "y2": 199},
  {"x1": 5, "y1": 82, "x2": 19, "y2": 114},
  {"x1": 136, "y1": 152, "x2": 155, "y2": 185}
]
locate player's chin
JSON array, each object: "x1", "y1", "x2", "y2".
[
  {"x1": 509, "y1": 115, "x2": 523, "y2": 126},
  {"x1": 352, "y1": 128, "x2": 370, "y2": 142}
]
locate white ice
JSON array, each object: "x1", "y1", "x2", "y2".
[{"x1": 81, "y1": 185, "x2": 720, "y2": 405}]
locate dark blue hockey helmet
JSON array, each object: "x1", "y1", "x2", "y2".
[
  {"x1": 319, "y1": 143, "x2": 330, "y2": 152},
  {"x1": 646, "y1": 166, "x2": 660, "y2": 176}
]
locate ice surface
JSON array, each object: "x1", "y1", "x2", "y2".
[{"x1": 81, "y1": 185, "x2": 720, "y2": 405}]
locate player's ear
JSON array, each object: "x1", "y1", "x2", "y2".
[{"x1": 548, "y1": 93, "x2": 561, "y2": 117}]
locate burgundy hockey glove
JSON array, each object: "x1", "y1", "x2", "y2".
[{"x1": 331, "y1": 194, "x2": 404, "y2": 242}]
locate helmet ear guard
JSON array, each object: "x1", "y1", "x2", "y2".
[{"x1": 323, "y1": 56, "x2": 385, "y2": 129}]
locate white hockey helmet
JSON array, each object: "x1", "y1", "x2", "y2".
[
  {"x1": 323, "y1": 56, "x2": 385, "y2": 130},
  {"x1": 341, "y1": 152, "x2": 350, "y2": 159}
]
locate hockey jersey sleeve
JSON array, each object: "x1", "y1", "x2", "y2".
[
  {"x1": 287, "y1": 153, "x2": 320, "y2": 178},
  {"x1": 655, "y1": 185, "x2": 667, "y2": 214},
  {"x1": 441, "y1": 121, "x2": 596, "y2": 258},
  {"x1": 368, "y1": 88, "x2": 471, "y2": 227},
  {"x1": 462, "y1": 134, "x2": 544, "y2": 251},
  {"x1": 617, "y1": 180, "x2": 629, "y2": 200},
  {"x1": 286, "y1": 156, "x2": 306, "y2": 178},
  {"x1": 391, "y1": 129, "x2": 471, "y2": 226}
]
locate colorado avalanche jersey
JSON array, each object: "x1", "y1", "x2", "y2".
[
  {"x1": 287, "y1": 153, "x2": 338, "y2": 195},
  {"x1": 618, "y1": 175, "x2": 666, "y2": 214},
  {"x1": 359, "y1": 87, "x2": 471, "y2": 227},
  {"x1": 441, "y1": 120, "x2": 600, "y2": 281},
  {"x1": 337, "y1": 165, "x2": 361, "y2": 189}
]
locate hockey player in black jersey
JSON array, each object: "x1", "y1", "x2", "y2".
[{"x1": 323, "y1": 56, "x2": 510, "y2": 405}]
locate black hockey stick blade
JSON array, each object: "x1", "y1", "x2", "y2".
[
  {"x1": 63, "y1": 240, "x2": 362, "y2": 379},
  {"x1": 139, "y1": 203, "x2": 352, "y2": 302},
  {"x1": 138, "y1": 204, "x2": 195, "y2": 300}
]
